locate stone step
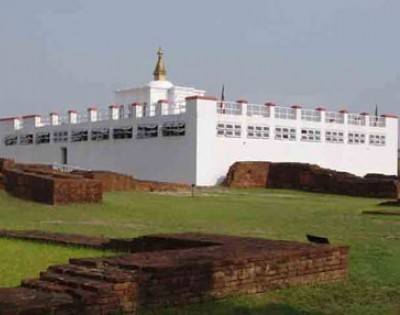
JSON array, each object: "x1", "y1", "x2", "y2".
[
  {"x1": 0, "y1": 287, "x2": 79, "y2": 315},
  {"x1": 48, "y1": 264, "x2": 137, "y2": 283},
  {"x1": 22, "y1": 278, "x2": 97, "y2": 304},
  {"x1": 39, "y1": 271, "x2": 115, "y2": 295},
  {"x1": 69, "y1": 257, "x2": 108, "y2": 268}
]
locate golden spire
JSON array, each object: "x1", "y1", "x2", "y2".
[{"x1": 153, "y1": 47, "x2": 167, "y2": 81}]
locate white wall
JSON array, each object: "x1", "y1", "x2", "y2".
[
  {"x1": 195, "y1": 100, "x2": 398, "y2": 185},
  {"x1": 0, "y1": 111, "x2": 197, "y2": 185},
  {"x1": 0, "y1": 98, "x2": 397, "y2": 186}
]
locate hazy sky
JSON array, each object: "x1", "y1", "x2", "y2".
[{"x1": 0, "y1": 0, "x2": 399, "y2": 117}]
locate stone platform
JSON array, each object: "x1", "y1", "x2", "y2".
[{"x1": 0, "y1": 232, "x2": 349, "y2": 314}]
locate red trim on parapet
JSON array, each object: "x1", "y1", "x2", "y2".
[
  {"x1": 0, "y1": 117, "x2": 20, "y2": 122},
  {"x1": 87, "y1": 107, "x2": 97, "y2": 111},
  {"x1": 381, "y1": 114, "x2": 398, "y2": 119},
  {"x1": 49, "y1": 112, "x2": 59, "y2": 116},
  {"x1": 360, "y1": 112, "x2": 369, "y2": 116},
  {"x1": 22, "y1": 114, "x2": 41, "y2": 119},
  {"x1": 265, "y1": 102, "x2": 276, "y2": 107},
  {"x1": 108, "y1": 105, "x2": 120, "y2": 109},
  {"x1": 339, "y1": 109, "x2": 348, "y2": 114},
  {"x1": 236, "y1": 99, "x2": 248, "y2": 104},
  {"x1": 185, "y1": 96, "x2": 218, "y2": 101},
  {"x1": 315, "y1": 107, "x2": 326, "y2": 111},
  {"x1": 157, "y1": 99, "x2": 168, "y2": 104},
  {"x1": 68, "y1": 110, "x2": 78, "y2": 114},
  {"x1": 291, "y1": 104, "x2": 302, "y2": 109},
  {"x1": 131, "y1": 102, "x2": 142, "y2": 106}
]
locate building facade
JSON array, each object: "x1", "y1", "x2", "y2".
[{"x1": 0, "y1": 50, "x2": 398, "y2": 186}]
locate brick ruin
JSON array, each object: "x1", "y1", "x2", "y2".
[
  {"x1": 4, "y1": 168, "x2": 103, "y2": 205},
  {"x1": 0, "y1": 231, "x2": 349, "y2": 315},
  {"x1": 0, "y1": 158, "x2": 190, "y2": 205},
  {"x1": 1, "y1": 157, "x2": 398, "y2": 203},
  {"x1": 224, "y1": 161, "x2": 400, "y2": 199},
  {"x1": 74, "y1": 170, "x2": 190, "y2": 193}
]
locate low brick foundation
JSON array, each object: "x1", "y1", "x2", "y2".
[
  {"x1": 0, "y1": 232, "x2": 349, "y2": 315},
  {"x1": 224, "y1": 161, "x2": 399, "y2": 198},
  {"x1": 0, "y1": 158, "x2": 190, "y2": 204},
  {"x1": 3, "y1": 168, "x2": 102, "y2": 205},
  {"x1": 76, "y1": 170, "x2": 190, "y2": 193},
  {"x1": 0, "y1": 229, "x2": 108, "y2": 249}
]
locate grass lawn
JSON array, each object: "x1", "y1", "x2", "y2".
[
  {"x1": 0, "y1": 238, "x2": 113, "y2": 287},
  {"x1": 0, "y1": 188, "x2": 399, "y2": 314}
]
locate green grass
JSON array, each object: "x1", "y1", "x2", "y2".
[
  {"x1": 0, "y1": 238, "x2": 112, "y2": 287},
  {"x1": 0, "y1": 188, "x2": 399, "y2": 314}
]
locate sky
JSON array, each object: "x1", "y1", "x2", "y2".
[{"x1": 0, "y1": 0, "x2": 399, "y2": 117}]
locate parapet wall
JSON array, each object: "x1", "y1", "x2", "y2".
[{"x1": 224, "y1": 161, "x2": 399, "y2": 198}]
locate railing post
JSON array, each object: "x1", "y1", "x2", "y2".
[
  {"x1": 68, "y1": 110, "x2": 78, "y2": 124},
  {"x1": 119, "y1": 105, "x2": 125, "y2": 119},
  {"x1": 265, "y1": 102, "x2": 276, "y2": 119},
  {"x1": 109, "y1": 105, "x2": 120, "y2": 120},
  {"x1": 360, "y1": 112, "x2": 369, "y2": 126},
  {"x1": 49, "y1": 112, "x2": 60, "y2": 126},
  {"x1": 236, "y1": 99, "x2": 247, "y2": 116},
  {"x1": 130, "y1": 103, "x2": 143, "y2": 118},
  {"x1": 339, "y1": 109, "x2": 348, "y2": 125},
  {"x1": 156, "y1": 100, "x2": 169, "y2": 116},
  {"x1": 316, "y1": 107, "x2": 326, "y2": 123},
  {"x1": 291, "y1": 104, "x2": 302, "y2": 120},
  {"x1": 88, "y1": 107, "x2": 98, "y2": 122}
]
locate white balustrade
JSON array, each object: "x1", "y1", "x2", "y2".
[
  {"x1": 247, "y1": 103, "x2": 270, "y2": 117},
  {"x1": 301, "y1": 109, "x2": 321, "y2": 122},
  {"x1": 348, "y1": 114, "x2": 366, "y2": 126},
  {"x1": 5, "y1": 99, "x2": 388, "y2": 132},
  {"x1": 168, "y1": 101, "x2": 186, "y2": 115},
  {"x1": 325, "y1": 112, "x2": 344, "y2": 124},
  {"x1": 217, "y1": 101, "x2": 242, "y2": 116},
  {"x1": 275, "y1": 106, "x2": 296, "y2": 120},
  {"x1": 40, "y1": 117, "x2": 51, "y2": 127},
  {"x1": 369, "y1": 116, "x2": 386, "y2": 127}
]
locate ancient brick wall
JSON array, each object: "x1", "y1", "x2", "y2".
[
  {"x1": 0, "y1": 158, "x2": 190, "y2": 203},
  {"x1": 77, "y1": 170, "x2": 190, "y2": 193},
  {"x1": 224, "y1": 161, "x2": 399, "y2": 198},
  {"x1": 75, "y1": 170, "x2": 136, "y2": 192},
  {"x1": 223, "y1": 162, "x2": 270, "y2": 188},
  {"x1": 132, "y1": 179, "x2": 190, "y2": 192},
  {"x1": 267, "y1": 163, "x2": 398, "y2": 198},
  {"x1": 0, "y1": 232, "x2": 349, "y2": 315},
  {"x1": 0, "y1": 158, "x2": 16, "y2": 173},
  {"x1": 3, "y1": 168, "x2": 102, "y2": 205}
]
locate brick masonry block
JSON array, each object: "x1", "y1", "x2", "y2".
[{"x1": 224, "y1": 161, "x2": 398, "y2": 198}]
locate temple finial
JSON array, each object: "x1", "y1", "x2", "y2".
[{"x1": 153, "y1": 47, "x2": 167, "y2": 81}]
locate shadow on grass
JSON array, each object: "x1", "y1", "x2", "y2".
[
  {"x1": 143, "y1": 302, "x2": 323, "y2": 315},
  {"x1": 222, "y1": 303, "x2": 322, "y2": 315}
]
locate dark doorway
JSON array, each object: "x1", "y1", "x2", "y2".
[{"x1": 61, "y1": 147, "x2": 68, "y2": 165}]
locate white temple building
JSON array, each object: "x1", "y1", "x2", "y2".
[{"x1": 0, "y1": 49, "x2": 398, "y2": 185}]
